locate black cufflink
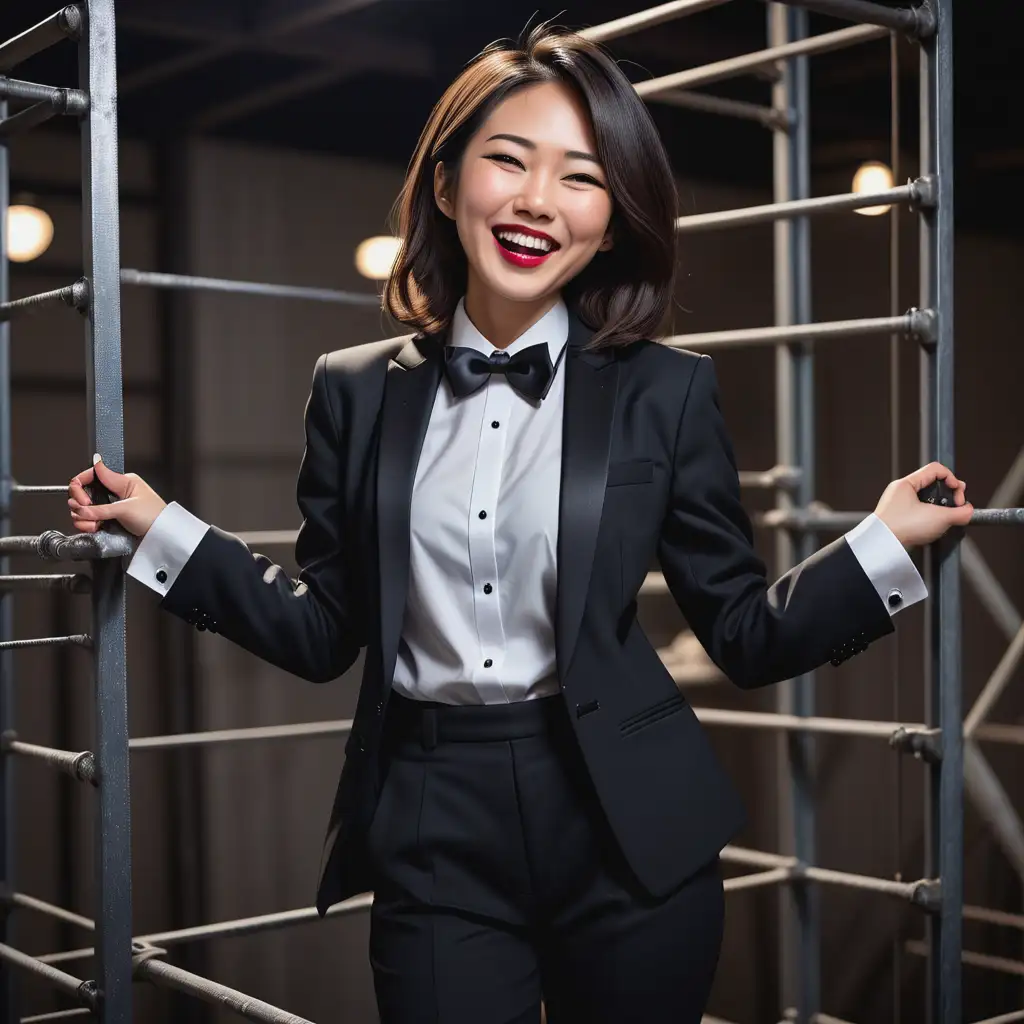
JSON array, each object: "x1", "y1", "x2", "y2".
[
  {"x1": 887, "y1": 588, "x2": 903, "y2": 609},
  {"x1": 156, "y1": 569, "x2": 167, "y2": 584}
]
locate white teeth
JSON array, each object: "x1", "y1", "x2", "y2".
[{"x1": 496, "y1": 230, "x2": 553, "y2": 253}]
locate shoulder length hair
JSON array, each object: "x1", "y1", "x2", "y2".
[{"x1": 382, "y1": 21, "x2": 678, "y2": 351}]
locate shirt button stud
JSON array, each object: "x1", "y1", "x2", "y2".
[
  {"x1": 478, "y1": 510, "x2": 487, "y2": 520},
  {"x1": 887, "y1": 588, "x2": 903, "y2": 609},
  {"x1": 156, "y1": 568, "x2": 168, "y2": 584},
  {"x1": 491, "y1": 420, "x2": 500, "y2": 429},
  {"x1": 483, "y1": 659, "x2": 493, "y2": 668},
  {"x1": 483, "y1": 583, "x2": 492, "y2": 594}
]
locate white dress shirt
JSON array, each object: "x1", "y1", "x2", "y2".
[{"x1": 127, "y1": 294, "x2": 927, "y2": 704}]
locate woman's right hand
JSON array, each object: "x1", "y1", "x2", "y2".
[{"x1": 67, "y1": 455, "x2": 167, "y2": 538}]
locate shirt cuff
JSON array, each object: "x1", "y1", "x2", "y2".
[
  {"x1": 844, "y1": 512, "x2": 928, "y2": 617},
  {"x1": 125, "y1": 501, "x2": 210, "y2": 598}
]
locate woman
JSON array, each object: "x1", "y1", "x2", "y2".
[{"x1": 68, "y1": 23, "x2": 971, "y2": 1024}]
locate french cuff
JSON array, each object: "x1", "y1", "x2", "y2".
[
  {"x1": 844, "y1": 512, "x2": 928, "y2": 617},
  {"x1": 125, "y1": 501, "x2": 210, "y2": 597}
]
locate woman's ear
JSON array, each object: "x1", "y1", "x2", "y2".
[
  {"x1": 598, "y1": 228, "x2": 614, "y2": 252},
  {"x1": 434, "y1": 162, "x2": 455, "y2": 220}
]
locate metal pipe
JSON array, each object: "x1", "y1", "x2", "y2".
[
  {"x1": 133, "y1": 950, "x2": 316, "y2": 1024},
  {"x1": 691, "y1": 705, "x2": 936, "y2": 742},
  {"x1": 906, "y1": 939, "x2": 1024, "y2": 979},
  {"x1": 0, "y1": 575, "x2": 91, "y2": 594},
  {"x1": 660, "y1": 311, "x2": 928, "y2": 351},
  {"x1": 128, "y1": 718, "x2": 352, "y2": 752},
  {"x1": 724, "y1": 867, "x2": 792, "y2": 893},
  {"x1": 119, "y1": 269, "x2": 379, "y2": 308},
  {"x1": 0, "y1": 634, "x2": 91, "y2": 651},
  {"x1": 648, "y1": 88, "x2": 784, "y2": 128},
  {"x1": 0, "y1": 530, "x2": 135, "y2": 560},
  {"x1": 756, "y1": 0, "x2": 935, "y2": 38},
  {"x1": 0, "y1": 7, "x2": 83, "y2": 72},
  {"x1": 675, "y1": 179, "x2": 931, "y2": 234},
  {"x1": 974, "y1": 724, "x2": 1024, "y2": 747},
  {"x1": 0, "y1": 943, "x2": 95, "y2": 1007},
  {"x1": 0, "y1": 280, "x2": 89, "y2": 322},
  {"x1": 0, "y1": 78, "x2": 88, "y2": 113},
  {"x1": 577, "y1": 0, "x2": 732, "y2": 42},
  {"x1": 2, "y1": 891, "x2": 94, "y2": 932},
  {"x1": 41, "y1": 893, "x2": 375, "y2": 965},
  {"x1": 1, "y1": 97, "x2": 65, "y2": 141},
  {"x1": 1, "y1": 738, "x2": 97, "y2": 786},
  {"x1": 9, "y1": 484, "x2": 68, "y2": 495},
  {"x1": 634, "y1": 24, "x2": 887, "y2": 99},
  {"x1": 963, "y1": 623, "x2": 1024, "y2": 737},
  {"x1": 21, "y1": 1010, "x2": 94, "y2": 1023},
  {"x1": 966, "y1": 1011, "x2": 1024, "y2": 1024}
]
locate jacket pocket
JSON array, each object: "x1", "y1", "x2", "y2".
[
  {"x1": 606, "y1": 458, "x2": 654, "y2": 487},
  {"x1": 618, "y1": 692, "x2": 686, "y2": 736}
]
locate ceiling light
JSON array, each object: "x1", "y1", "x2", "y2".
[
  {"x1": 355, "y1": 235, "x2": 402, "y2": 280},
  {"x1": 7, "y1": 203, "x2": 55, "y2": 262},
  {"x1": 852, "y1": 161, "x2": 894, "y2": 216}
]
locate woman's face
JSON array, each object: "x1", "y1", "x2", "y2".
[{"x1": 434, "y1": 79, "x2": 614, "y2": 307}]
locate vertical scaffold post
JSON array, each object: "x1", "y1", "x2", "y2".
[
  {"x1": 78, "y1": 1, "x2": 133, "y2": 1020},
  {"x1": 918, "y1": 0, "x2": 960, "y2": 1020},
  {"x1": 0, "y1": 90, "x2": 17, "y2": 1024},
  {"x1": 770, "y1": 5, "x2": 819, "y2": 1021}
]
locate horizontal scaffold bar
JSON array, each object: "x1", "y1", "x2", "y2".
[
  {"x1": 1, "y1": 890, "x2": 94, "y2": 932},
  {"x1": 692, "y1": 705, "x2": 937, "y2": 743},
  {"x1": 9, "y1": 483, "x2": 69, "y2": 495},
  {"x1": 129, "y1": 718, "x2": 352, "y2": 752},
  {"x1": 0, "y1": 280, "x2": 88, "y2": 322},
  {"x1": 675, "y1": 177, "x2": 933, "y2": 233},
  {"x1": 0, "y1": 76, "x2": 88, "y2": 112},
  {"x1": 906, "y1": 939, "x2": 1024, "y2": 979},
  {"x1": 0, "y1": 634, "x2": 90, "y2": 652},
  {"x1": 0, "y1": 574, "x2": 90, "y2": 594},
  {"x1": 649, "y1": 89, "x2": 784, "y2": 128},
  {"x1": 120, "y1": 269, "x2": 380, "y2": 307},
  {"x1": 759, "y1": 0, "x2": 935, "y2": 38},
  {"x1": 0, "y1": 7, "x2": 83, "y2": 73},
  {"x1": 21, "y1": 1008, "x2": 95, "y2": 1023},
  {"x1": 662, "y1": 310, "x2": 933, "y2": 350},
  {"x1": 578, "y1": 0, "x2": 732, "y2": 43},
  {"x1": 132, "y1": 944, "x2": 316, "y2": 1024},
  {"x1": 1, "y1": 735, "x2": 97, "y2": 785},
  {"x1": 634, "y1": 23, "x2": 887, "y2": 99},
  {"x1": 0, "y1": 529, "x2": 136, "y2": 560},
  {"x1": 0, "y1": 942, "x2": 95, "y2": 1008}
]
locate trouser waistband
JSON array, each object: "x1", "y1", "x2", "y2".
[{"x1": 384, "y1": 690, "x2": 567, "y2": 749}]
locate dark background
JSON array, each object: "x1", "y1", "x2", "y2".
[{"x1": 2, "y1": 1, "x2": 1024, "y2": 1022}]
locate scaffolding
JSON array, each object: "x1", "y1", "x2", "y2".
[{"x1": 2, "y1": 0, "x2": 1023, "y2": 1022}]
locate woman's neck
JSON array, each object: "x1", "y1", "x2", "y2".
[{"x1": 463, "y1": 279, "x2": 561, "y2": 350}]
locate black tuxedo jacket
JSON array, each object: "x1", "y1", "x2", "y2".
[{"x1": 160, "y1": 309, "x2": 895, "y2": 915}]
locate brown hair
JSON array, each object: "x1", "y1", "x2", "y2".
[{"x1": 382, "y1": 20, "x2": 678, "y2": 350}]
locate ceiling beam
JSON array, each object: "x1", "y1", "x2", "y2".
[{"x1": 118, "y1": 0, "x2": 392, "y2": 95}]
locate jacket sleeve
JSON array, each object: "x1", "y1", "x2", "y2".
[
  {"x1": 158, "y1": 352, "x2": 367, "y2": 683},
  {"x1": 656, "y1": 353, "x2": 896, "y2": 690}
]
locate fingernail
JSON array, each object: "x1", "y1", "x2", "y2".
[{"x1": 93, "y1": 453, "x2": 101, "y2": 465}]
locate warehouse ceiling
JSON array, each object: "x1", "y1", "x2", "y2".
[{"x1": 1, "y1": 0, "x2": 1020, "y2": 235}]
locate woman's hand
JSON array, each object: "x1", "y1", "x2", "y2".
[
  {"x1": 67, "y1": 455, "x2": 167, "y2": 538},
  {"x1": 874, "y1": 461, "x2": 974, "y2": 548}
]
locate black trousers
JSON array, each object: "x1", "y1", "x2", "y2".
[{"x1": 366, "y1": 692, "x2": 724, "y2": 1024}]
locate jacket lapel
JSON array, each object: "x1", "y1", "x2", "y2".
[{"x1": 374, "y1": 309, "x2": 618, "y2": 693}]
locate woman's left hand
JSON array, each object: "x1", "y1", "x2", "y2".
[{"x1": 873, "y1": 461, "x2": 974, "y2": 548}]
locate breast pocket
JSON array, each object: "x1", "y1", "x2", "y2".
[{"x1": 606, "y1": 458, "x2": 654, "y2": 487}]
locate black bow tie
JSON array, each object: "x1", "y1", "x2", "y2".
[{"x1": 443, "y1": 342, "x2": 556, "y2": 401}]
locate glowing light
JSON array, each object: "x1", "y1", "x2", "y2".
[
  {"x1": 355, "y1": 235, "x2": 402, "y2": 280},
  {"x1": 7, "y1": 204, "x2": 55, "y2": 262},
  {"x1": 852, "y1": 161, "x2": 894, "y2": 216}
]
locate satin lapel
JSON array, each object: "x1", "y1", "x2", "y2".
[
  {"x1": 556, "y1": 312, "x2": 618, "y2": 683},
  {"x1": 376, "y1": 329, "x2": 445, "y2": 693}
]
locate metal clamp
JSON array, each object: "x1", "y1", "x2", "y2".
[
  {"x1": 910, "y1": 879, "x2": 943, "y2": 914},
  {"x1": 890, "y1": 726, "x2": 943, "y2": 764}
]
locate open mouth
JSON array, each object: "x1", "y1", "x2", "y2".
[{"x1": 491, "y1": 226, "x2": 560, "y2": 267}]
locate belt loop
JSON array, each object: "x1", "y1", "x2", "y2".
[{"x1": 422, "y1": 707, "x2": 438, "y2": 751}]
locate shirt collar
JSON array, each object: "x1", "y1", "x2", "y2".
[{"x1": 449, "y1": 295, "x2": 569, "y2": 366}]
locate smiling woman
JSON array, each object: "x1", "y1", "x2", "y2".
[{"x1": 383, "y1": 21, "x2": 678, "y2": 351}]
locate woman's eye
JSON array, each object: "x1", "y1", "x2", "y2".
[
  {"x1": 566, "y1": 174, "x2": 604, "y2": 187},
  {"x1": 488, "y1": 153, "x2": 524, "y2": 168}
]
